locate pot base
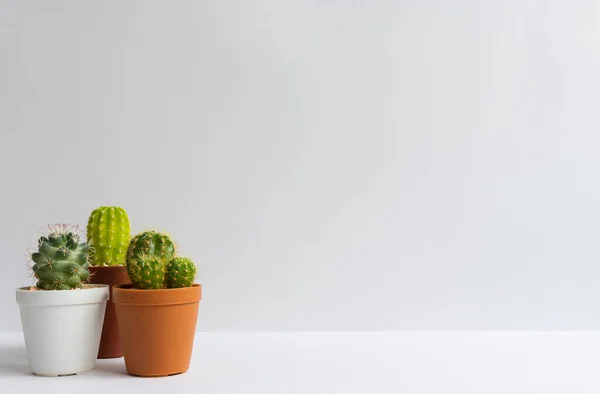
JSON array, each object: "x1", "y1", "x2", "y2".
[
  {"x1": 128, "y1": 369, "x2": 187, "y2": 378},
  {"x1": 32, "y1": 365, "x2": 93, "y2": 377},
  {"x1": 34, "y1": 372, "x2": 76, "y2": 377}
]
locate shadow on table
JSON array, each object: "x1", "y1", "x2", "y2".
[
  {"x1": 92, "y1": 360, "x2": 129, "y2": 377},
  {"x1": 0, "y1": 343, "x2": 131, "y2": 378},
  {"x1": 0, "y1": 343, "x2": 30, "y2": 376}
]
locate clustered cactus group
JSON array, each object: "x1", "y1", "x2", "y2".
[
  {"x1": 29, "y1": 206, "x2": 197, "y2": 290},
  {"x1": 126, "y1": 230, "x2": 196, "y2": 289}
]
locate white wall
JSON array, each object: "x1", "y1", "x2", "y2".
[{"x1": 1, "y1": 0, "x2": 599, "y2": 331}]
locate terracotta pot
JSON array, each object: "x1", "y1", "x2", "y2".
[
  {"x1": 113, "y1": 284, "x2": 202, "y2": 377},
  {"x1": 88, "y1": 266, "x2": 130, "y2": 358}
]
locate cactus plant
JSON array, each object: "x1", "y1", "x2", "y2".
[
  {"x1": 165, "y1": 257, "x2": 196, "y2": 288},
  {"x1": 127, "y1": 254, "x2": 165, "y2": 289},
  {"x1": 126, "y1": 231, "x2": 176, "y2": 289},
  {"x1": 86, "y1": 206, "x2": 131, "y2": 266},
  {"x1": 30, "y1": 224, "x2": 90, "y2": 290},
  {"x1": 126, "y1": 231, "x2": 175, "y2": 265}
]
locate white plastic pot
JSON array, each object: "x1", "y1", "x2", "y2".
[{"x1": 16, "y1": 284, "x2": 109, "y2": 376}]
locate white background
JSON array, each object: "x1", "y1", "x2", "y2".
[{"x1": 1, "y1": 0, "x2": 600, "y2": 331}]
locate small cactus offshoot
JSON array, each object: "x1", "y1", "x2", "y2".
[
  {"x1": 30, "y1": 224, "x2": 90, "y2": 290},
  {"x1": 165, "y1": 257, "x2": 196, "y2": 288},
  {"x1": 87, "y1": 206, "x2": 131, "y2": 266}
]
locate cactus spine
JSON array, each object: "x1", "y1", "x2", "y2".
[
  {"x1": 165, "y1": 257, "x2": 196, "y2": 288},
  {"x1": 31, "y1": 224, "x2": 90, "y2": 290},
  {"x1": 87, "y1": 206, "x2": 131, "y2": 266}
]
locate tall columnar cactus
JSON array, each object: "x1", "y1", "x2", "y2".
[
  {"x1": 127, "y1": 254, "x2": 165, "y2": 289},
  {"x1": 165, "y1": 257, "x2": 196, "y2": 289},
  {"x1": 126, "y1": 231, "x2": 175, "y2": 265},
  {"x1": 30, "y1": 224, "x2": 90, "y2": 290},
  {"x1": 87, "y1": 206, "x2": 131, "y2": 266}
]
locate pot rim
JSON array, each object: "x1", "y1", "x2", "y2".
[
  {"x1": 16, "y1": 284, "x2": 109, "y2": 307},
  {"x1": 113, "y1": 283, "x2": 202, "y2": 306},
  {"x1": 89, "y1": 265, "x2": 126, "y2": 270}
]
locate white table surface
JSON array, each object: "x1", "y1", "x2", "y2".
[{"x1": 1, "y1": 331, "x2": 599, "y2": 393}]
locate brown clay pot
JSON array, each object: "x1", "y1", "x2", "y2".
[
  {"x1": 113, "y1": 284, "x2": 202, "y2": 377},
  {"x1": 88, "y1": 266, "x2": 130, "y2": 358}
]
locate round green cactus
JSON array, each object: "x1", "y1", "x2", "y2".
[
  {"x1": 127, "y1": 254, "x2": 165, "y2": 289},
  {"x1": 165, "y1": 257, "x2": 196, "y2": 288},
  {"x1": 31, "y1": 225, "x2": 90, "y2": 290},
  {"x1": 87, "y1": 206, "x2": 131, "y2": 266},
  {"x1": 126, "y1": 231, "x2": 175, "y2": 265},
  {"x1": 126, "y1": 231, "x2": 176, "y2": 289}
]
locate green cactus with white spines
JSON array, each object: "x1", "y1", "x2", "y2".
[
  {"x1": 30, "y1": 224, "x2": 90, "y2": 290},
  {"x1": 87, "y1": 206, "x2": 131, "y2": 266},
  {"x1": 165, "y1": 257, "x2": 196, "y2": 288},
  {"x1": 126, "y1": 254, "x2": 165, "y2": 289}
]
